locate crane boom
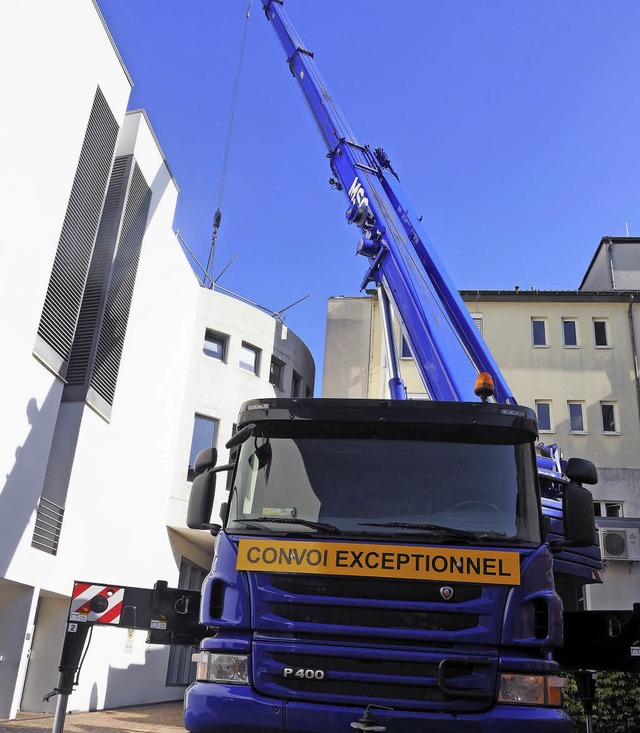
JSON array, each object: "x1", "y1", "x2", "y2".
[{"x1": 262, "y1": 0, "x2": 514, "y2": 403}]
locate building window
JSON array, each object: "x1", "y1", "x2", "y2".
[
  {"x1": 593, "y1": 501, "x2": 624, "y2": 518},
  {"x1": 269, "y1": 357, "x2": 285, "y2": 389},
  {"x1": 400, "y1": 335, "x2": 412, "y2": 358},
  {"x1": 203, "y1": 330, "x2": 227, "y2": 361},
  {"x1": 600, "y1": 402, "x2": 618, "y2": 434},
  {"x1": 562, "y1": 319, "x2": 579, "y2": 347},
  {"x1": 305, "y1": 386, "x2": 312, "y2": 398},
  {"x1": 531, "y1": 319, "x2": 547, "y2": 347},
  {"x1": 239, "y1": 342, "x2": 260, "y2": 375},
  {"x1": 535, "y1": 401, "x2": 553, "y2": 432},
  {"x1": 593, "y1": 319, "x2": 609, "y2": 347},
  {"x1": 291, "y1": 371, "x2": 302, "y2": 397},
  {"x1": 568, "y1": 402, "x2": 586, "y2": 433},
  {"x1": 470, "y1": 313, "x2": 483, "y2": 337},
  {"x1": 187, "y1": 414, "x2": 218, "y2": 481}
]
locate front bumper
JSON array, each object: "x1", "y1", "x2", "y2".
[{"x1": 183, "y1": 682, "x2": 574, "y2": 733}]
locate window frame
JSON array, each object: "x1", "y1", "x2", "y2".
[
  {"x1": 562, "y1": 318, "x2": 579, "y2": 348},
  {"x1": 269, "y1": 356, "x2": 285, "y2": 389},
  {"x1": 400, "y1": 335, "x2": 413, "y2": 359},
  {"x1": 239, "y1": 341, "x2": 261, "y2": 376},
  {"x1": 593, "y1": 319, "x2": 610, "y2": 348},
  {"x1": 291, "y1": 371, "x2": 302, "y2": 398},
  {"x1": 531, "y1": 318, "x2": 548, "y2": 347},
  {"x1": 535, "y1": 400, "x2": 553, "y2": 433},
  {"x1": 470, "y1": 312, "x2": 484, "y2": 337},
  {"x1": 187, "y1": 413, "x2": 219, "y2": 481},
  {"x1": 567, "y1": 401, "x2": 587, "y2": 434},
  {"x1": 203, "y1": 329, "x2": 228, "y2": 362},
  {"x1": 600, "y1": 401, "x2": 619, "y2": 434},
  {"x1": 593, "y1": 500, "x2": 624, "y2": 518}
]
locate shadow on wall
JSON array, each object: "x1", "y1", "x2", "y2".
[
  {"x1": 103, "y1": 646, "x2": 183, "y2": 710},
  {"x1": 0, "y1": 387, "x2": 60, "y2": 576}
]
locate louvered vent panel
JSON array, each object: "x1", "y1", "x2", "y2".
[
  {"x1": 31, "y1": 497, "x2": 65, "y2": 555},
  {"x1": 66, "y1": 157, "x2": 130, "y2": 386},
  {"x1": 37, "y1": 88, "x2": 118, "y2": 364},
  {"x1": 90, "y1": 163, "x2": 151, "y2": 405}
]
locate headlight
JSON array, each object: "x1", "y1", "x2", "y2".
[
  {"x1": 498, "y1": 674, "x2": 565, "y2": 707},
  {"x1": 191, "y1": 652, "x2": 249, "y2": 684}
]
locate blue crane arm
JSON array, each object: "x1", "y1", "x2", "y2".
[{"x1": 261, "y1": 1, "x2": 515, "y2": 403}]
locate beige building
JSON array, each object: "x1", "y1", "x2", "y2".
[{"x1": 323, "y1": 236, "x2": 640, "y2": 610}]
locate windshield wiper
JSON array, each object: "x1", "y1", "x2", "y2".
[
  {"x1": 357, "y1": 521, "x2": 480, "y2": 541},
  {"x1": 236, "y1": 517, "x2": 341, "y2": 535}
]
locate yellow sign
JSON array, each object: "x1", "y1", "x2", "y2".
[{"x1": 236, "y1": 539, "x2": 520, "y2": 585}]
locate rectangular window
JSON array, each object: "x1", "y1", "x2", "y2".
[
  {"x1": 568, "y1": 402, "x2": 586, "y2": 433},
  {"x1": 269, "y1": 357, "x2": 285, "y2": 389},
  {"x1": 400, "y1": 335, "x2": 412, "y2": 358},
  {"x1": 601, "y1": 402, "x2": 618, "y2": 433},
  {"x1": 291, "y1": 371, "x2": 302, "y2": 397},
  {"x1": 562, "y1": 319, "x2": 578, "y2": 347},
  {"x1": 535, "y1": 401, "x2": 552, "y2": 432},
  {"x1": 593, "y1": 501, "x2": 624, "y2": 518},
  {"x1": 187, "y1": 414, "x2": 218, "y2": 481},
  {"x1": 593, "y1": 319, "x2": 609, "y2": 347},
  {"x1": 531, "y1": 319, "x2": 547, "y2": 347},
  {"x1": 239, "y1": 342, "x2": 260, "y2": 375},
  {"x1": 203, "y1": 330, "x2": 228, "y2": 361},
  {"x1": 470, "y1": 313, "x2": 484, "y2": 337},
  {"x1": 305, "y1": 386, "x2": 312, "y2": 398}
]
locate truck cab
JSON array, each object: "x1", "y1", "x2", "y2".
[{"x1": 185, "y1": 398, "x2": 594, "y2": 733}]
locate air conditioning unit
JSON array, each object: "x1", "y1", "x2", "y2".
[{"x1": 599, "y1": 528, "x2": 640, "y2": 561}]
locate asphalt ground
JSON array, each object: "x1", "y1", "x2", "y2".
[{"x1": 0, "y1": 702, "x2": 185, "y2": 733}]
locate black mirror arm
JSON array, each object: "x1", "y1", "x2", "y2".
[{"x1": 200, "y1": 523, "x2": 221, "y2": 535}]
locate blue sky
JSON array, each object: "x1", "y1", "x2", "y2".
[{"x1": 96, "y1": 0, "x2": 640, "y2": 385}]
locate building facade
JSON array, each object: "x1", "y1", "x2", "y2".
[
  {"x1": 0, "y1": 0, "x2": 314, "y2": 720},
  {"x1": 323, "y1": 237, "x2": 640, "y2": 611}
]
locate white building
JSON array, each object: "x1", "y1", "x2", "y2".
[{"x1": 0, "y1": 0, "x2": 314, "y2": 720}]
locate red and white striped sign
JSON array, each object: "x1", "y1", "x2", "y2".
[{"x1": 69, "y1": 582, "x2": 125, "y2": 624}]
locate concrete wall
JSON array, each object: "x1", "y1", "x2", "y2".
[
  {"x1": 169, "y1": 288, "x2": 316, "y2": 542},
  {"x1": 0, "y1": 0, "x2": 132, "y2": 586},
  {"x1": 323, "y1": 297, "x2": 372, "y2": 398},
  {"x1": 609, "y1": 240, "x2": 640, "y2": 290},
  {"x1": 582, "y1": 238, "x2": 640, "y2": 291},
  {"x1": 0, "y1": 583, "x2": 37, "y2": 717}
]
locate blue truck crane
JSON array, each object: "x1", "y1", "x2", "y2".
[
  {"x1": 48, "y1": 3, "x2": 640, "y2": 732},
  {"x1": 181, "y1": 2, "x2": 603, "y2": 731}
]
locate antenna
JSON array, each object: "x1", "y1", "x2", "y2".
[
  {"x1": 214, "y1": 253, "x2": 238, "y2": 284},
  {"x1": 273, "y1": 294, "x2": 310, "y2": 321}
]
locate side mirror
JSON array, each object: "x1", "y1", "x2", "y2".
[
  {"x1": 565, "y1": 457, "x2": 598, "y2": 485},
  {"x1": 186, "y1": 471, "x2": 217, "y2": 531},
  {"x1": 563, "y1": 482, "x2": 596, "y2": 547},
  {"x1": 194, "y1": 447, "x2": 218, "y2": 474},
  {"x1": 226, "y1": 423, "x2": 255, "y2": 449}
]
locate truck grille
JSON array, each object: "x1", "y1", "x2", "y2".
[
  {"x1": 248, "y1": 572, "x2": 504, "y2": 711},
  {"x1": 253, "y1": 574, "x2": 492, "y2": 643},
  {"x1": 270, "y1": 574, "x2": 483, "y2": 603},
  {"x1": 272, "y1": 603, "x2": 478, "y2": 632},
  {"x1": 253, "y1": 642, "x2": 497, "y2": 711}
]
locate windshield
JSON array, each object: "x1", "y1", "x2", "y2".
[{"x1": 226, "y1": 426, "x2": 540, "y2": 544}]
